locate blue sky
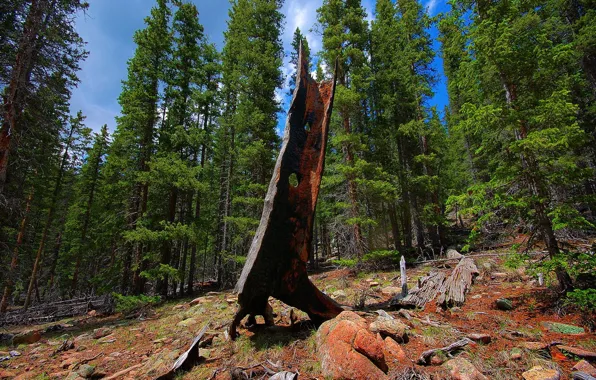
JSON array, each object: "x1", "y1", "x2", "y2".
[{"x1": 70, "y1": 0, "x2": 449, "y2": 133}]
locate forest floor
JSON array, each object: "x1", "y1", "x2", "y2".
[{"x1": 1, "y1": 249, "x2": 595, "y2": 379}]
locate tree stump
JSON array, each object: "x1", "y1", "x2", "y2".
[{"x1": 229, "y1": 44, "x2": 343, "y2": 339}]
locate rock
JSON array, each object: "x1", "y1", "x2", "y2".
[
  {"x1": 177, "y1": 318, "x2": 197, "y2": 327},
  {"x1": 442, "y1": 358, "x2": 488, "y2": 380},
  {"x1": 109, "y1": 351, "x2": 122, "y2": 357},
  {"x1": 431, "y1": 355, "x2": 446, "y2": 365},
  {"x1": 556, "y1": 345, "x2": 596, "y2": 359},
  {"x1": 0, "y1": 370, "x2": 17, "y2": 379},
  {"x1": 471, "y1": 294, "x2": 482, "y2": 299},
  {"x1": 139, "y1": 348, "x2": 181, "y2": 378},
  {"x1": 87, "y1": 310, "x2": 97, "y2": 317},
  {"x1": 381, "y1": 286, "x2": 401, "y2": 296},
  {"x1": 369, "y1": 318, "x2": 409, "y2": 343},
  {"x1": 541, "y1": 322, "x2": 585, "y2": 335},
  {"x1": 11, "y1": 330, "x2": 41, "y2": 345},
  {"x1": 225, "y1": 297, "x2": 237, "y2": 304},
  {"x1": 331, "y1": 290, "x2": 347, "y2": 299},
  {"x1": 467, "y1": 333, "x2": 491, "y2": 344},
  {"x1": 383, "y1": 336, "x2": 407, "y2": 370},
  {"x1": 447, "y1": 249, "x2": 464, "y2": 260},
  {"x1": 317, "y1": 311, "x2": 389, "y2": 380},
  {"x1": 48, "y1": 371, "x2": 70, "y2": 379},
  {"x1": 510, "y1": 347, "x2": 523, "y2": 360},
  {"x1": 189, "y1": 296, "x2": 213, "y2": 306},
  {"x1": 76, "y1": 364, "x2": 95, "y2": 378},
  {"x1": 495, "y1": 298, "x2": 513, "y2": 310},
  {"x1": 520, "y1": 342, "x2": 550, "y2": 352},
  {"x1": 74, "y1": 333, "x2": 91, "y2": 343},
  {"x1": 92, "y1": 327, "x2": 112, "y2": 339},
  {"x1": 65, "y1": 372, "x2": 84, "y2": 380},
  {"x1": 172, "y1": 304, "x2": 187, "y2": 310},
  {"x1": 97, "y1": 334, "x2": 116, "y2": 343},
  {"x1": 572, "y1": 360, "x2": 596, "y2": 376},
  {"x1": 61, "y1": 357, "x2": 79, "y2": 369},
  {"x1": 521, "y1": 366, "x2": 560, "y2": 380},
  {"x1": 369, "y1": 281, "x2": 380, "y2": 287}
]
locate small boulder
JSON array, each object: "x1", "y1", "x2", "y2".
[
  {"x1": 331, "y1": 290, "x2": 347, "y2": 300},
  {"x1": 442, "y1": 358, "x2": 487, "y2": 380},
  {"x1": 12, "y1": 330, "x2": 41, "y2": 345},
  {"x1": 541, "y1": 322, "x2": 585, "y2": 335},
  {"x1": 369, "y1": 318, "x2": 409, "y2": 343},
  {"x1": 510, "y1": 347, "x2": 523, "y2": 360},
  {"x1": 76, "y1": 364, "x2": 95, "y2": 378},
  {"x1": 189, "y1": 296, "x2": 213, "y2": 306},
  {"x1": 317, "y1": 311, "x2": 389, "y2": 380},
  {"x1": 369, "y1": 281, "x2": 380, "y2": 287},
  {"x1": 556, "y1": 345, "x2": 596, "y2": 359},
  {"x1": 447, "y1": 249, "x2": 464, "y2": 260},
  {"x1": 176, "y1": 318, "x2": 197, "y2": 327},
  {"x1": 381, "y1": 286, "x2": 401, "y2": 296},
  {"x1": 495, "y1": 298, "x2": 513, "y2": 311},
  {"x1": 572, "y1": 360, "x2": 596, "y2": 376},
  {"x1": 520, "y1": 342, "x2": 550, "y2": 352},
  {"x1": 383, "y1": 337, "x2": 407, "y2": 370},
  {"x1": 92, "y1": 327, "x2": 112, "y2": 339},
  {"x1": 521, "y1": 366, "x2": 560, "y2": 380},
  {"x1": 467, "y1": 333, "x2": 491, "y2": 344}
]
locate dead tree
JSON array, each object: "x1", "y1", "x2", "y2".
[{"x1": 229, "y1": 44, "x2": 343, "y2": 339}]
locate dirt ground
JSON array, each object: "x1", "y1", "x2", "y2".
[{"x1": 1, "y1": 251, "x2": 595, "y2": 379}]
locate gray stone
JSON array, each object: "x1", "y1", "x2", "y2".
[
  {"x1": 76, "y1": 364, "x2": 95, "y2": 378},
  {"x1": 495, "y1": 298, "x2": 513, "y2": 310},
  {"x1": 442, "y1": 357, "x2": 487, "y2": 380}
]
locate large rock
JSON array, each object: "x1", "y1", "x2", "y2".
[
  {"x1": 92, "y1": 327, "x2": 112, "y2": 339},
  {"x1": 369, "y1": 318, "x2": 409, "y2": 343},
  {"x1": 442, "y1": 358, "x2": 487, "y2": 380},
  {"x1": 522, "y1": 366, "x2": 560, "y2": 380},
  {"x1": 541, "y1": 322, "x2": 585, "y2": 335},
  {"x1": 317, "y1": 311, "x2": 389, "y2": 379},
  {"x1": 383, "y1": 337, "x2": 407, "y2": 370}
]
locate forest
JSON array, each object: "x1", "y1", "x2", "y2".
[{"x1": 1, "y1": 0, "x2": 595, "y2": 315}]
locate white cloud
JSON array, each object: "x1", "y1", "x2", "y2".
[{"x1": 425, "y1": 0, "x2": 440, "y2": 15}]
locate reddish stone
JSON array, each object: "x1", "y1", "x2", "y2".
[{"x1": 383, "y1": 337, "x2": 407, "y2": 370}]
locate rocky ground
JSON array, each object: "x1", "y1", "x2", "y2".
[{"x1": 1, "y1": 251, "x2": 595, "y2": 379}]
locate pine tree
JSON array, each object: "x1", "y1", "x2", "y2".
[{"x1": 216, "y1": 0, "x2": 283, "y2": 285}]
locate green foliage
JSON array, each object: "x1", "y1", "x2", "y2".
[
  {"x1": 112, "y1": 293, "x2": 161, "y2": 314},
  {"x1": 565, "y1": 289, "x2": 596, "y2": 313}
]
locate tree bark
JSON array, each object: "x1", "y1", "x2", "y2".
[{"x1": 229, "y1": 47, "x2": 343, "y2": 339}]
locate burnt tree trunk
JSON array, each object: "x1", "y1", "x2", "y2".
[{"x1": 229, "y1": 45, "x2": 343, "y2": 339}]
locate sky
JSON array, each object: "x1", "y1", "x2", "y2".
[{"x1": 70, "y1": 0, "x2": 450, "y2": 134}]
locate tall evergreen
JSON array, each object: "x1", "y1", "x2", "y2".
[{"x1": 215, "y1": 0, "x2": 283, "y2": 285}]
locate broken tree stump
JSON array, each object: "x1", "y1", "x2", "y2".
[
  {"x1": 229, "y1": 44, "x2": 342, "y2": 340},
  {"x1": 436, "y1": 258, "x2": 479, "y2": 307}
]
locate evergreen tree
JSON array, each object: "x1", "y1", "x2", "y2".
[{"x1": 216, "y1": 0, "x2": 283, "y2": 285}]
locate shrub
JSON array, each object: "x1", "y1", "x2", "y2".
[{"x1": 112, "y1": 293, "x2": 161, "y2": 314}]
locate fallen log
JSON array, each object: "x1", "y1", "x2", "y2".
[
  {"x1": 229, "y1": 44, "x2": 342, "y2": 339},
  {"x1": 417, "y1": 338, "x2": 473, "y2": 365},
  {"x1": 0, "y1": 294, "x2": 112, "y2": 326}
]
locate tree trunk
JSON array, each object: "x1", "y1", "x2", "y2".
[
  {"x1": 0, "y1": 0, "x2": 48, "y2": 192},
  {"x1": 230, "y1": 46, "x2": 342, "y2": 339},
  {"x1": 24, "y1": 122, "x2": 74, "y2": 309},
  {"x1": 0, "y1": 186, "x2": 34, "y2": 312}
]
